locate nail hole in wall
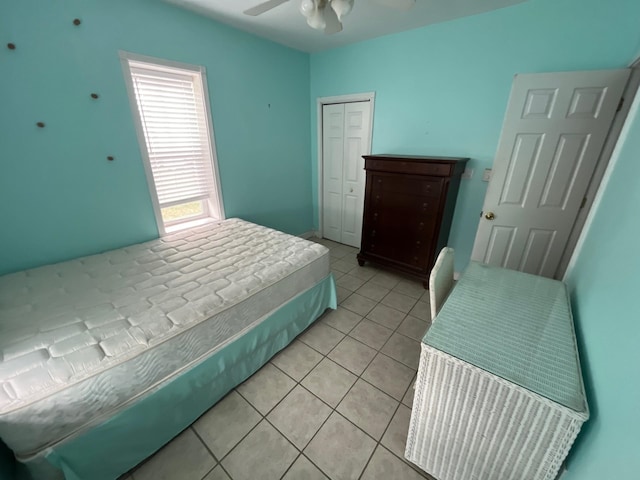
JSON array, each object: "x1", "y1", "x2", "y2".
[
  {"x1": 36, "y1": 122, "x2": 45, "y2": 128},
  {"x1": 90, "y1": 93, "x2": 99, "y2": 99},
  {"x1": 7, "y1": 43, "x2": 16, "y2": 50},
  {"x1": 73, "y1": 18, "x2": 81, "y2": 26},
  {"x1": 107, "y1": 156, "x2": 115, "y2": 161}
]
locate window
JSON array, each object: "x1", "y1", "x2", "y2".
[{"x1": 121, "y1": 52, "x2": 224, "y2": 234}]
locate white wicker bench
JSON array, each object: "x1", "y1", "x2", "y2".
[{"x1": 406, "y1": 262, "x2": 588, "y2": 480}]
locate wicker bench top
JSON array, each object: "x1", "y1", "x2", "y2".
[{"x1": 424, "y1": 262, "x2": 588, "y2": 414}]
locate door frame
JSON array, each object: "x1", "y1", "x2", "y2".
[
  {"x1": 557, "y1": 58, "x2": 640, "y2": 278},
  {"x1": 316, "y1": 92, "x2": 376, "y2": 240}
]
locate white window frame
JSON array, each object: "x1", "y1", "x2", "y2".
[{"x1": 119, "y1": 51, "x2": 225, "y2": 235}]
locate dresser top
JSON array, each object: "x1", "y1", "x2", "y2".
[
  {"x1": 423, "y1": 262, "x2": 588, "y2": 415},
  {"x1": 364, "y1": 154, "x2": 469, "y2": 163}
]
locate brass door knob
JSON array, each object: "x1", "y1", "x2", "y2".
[{"x1": 485, "y1": 211, "x2": 495, "y2": 220}]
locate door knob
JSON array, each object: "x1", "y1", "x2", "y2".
[{"x1": 485, "y1": 211, "x2": 495, "y2": 220}]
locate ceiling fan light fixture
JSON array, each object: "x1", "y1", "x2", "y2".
[
  {"x1": 329, "y1": 0, "x2": 353, "y2": 20},
  {"x1": 323, "y1": 2, "x2": 343, "y2": 34},
  {"x1": 306, "y1": 4, "x2": 327, "y2": 30},
  {"x1": 299, "y1": 0, "x2": 315, "y2": 18}
]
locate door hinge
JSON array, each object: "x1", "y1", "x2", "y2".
[
  {"x1": 617, "y1": 97, "x2": 624, "y2": 112},
  {"x1": 580, "y1": 196, "x2": 587, "y2": 209}
]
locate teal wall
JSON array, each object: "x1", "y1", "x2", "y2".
[
  {"x1": 310, "y1": 0, "x2": 640, "y2": 272},
  {"x1": 0, "y1": 0, "x2": 311, "y2": 275},
  {"x1": 1, "y1": 0, "x2": 640, "y2": 477},
  {"x1": 563, "y1": 89, "x2": 640, "y2": 479}
]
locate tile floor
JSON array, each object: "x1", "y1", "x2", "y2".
[{"x1": 123, "y1": 238, "x2": 434, "y2": 480}]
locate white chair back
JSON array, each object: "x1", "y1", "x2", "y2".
[{"x1": 429, "y1": 247, "x2": 455, "y2": 321}]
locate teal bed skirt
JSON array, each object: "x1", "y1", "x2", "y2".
[{"x1": 15, "y1": 274, "x2": 336, "y2": 480}]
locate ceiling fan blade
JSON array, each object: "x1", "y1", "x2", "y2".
[
  {"x1": 372, "y1": 0, "x2": 415, "y2": 10},
  {"x1": 243, "y1": 0, "x2": 290, "y2": 16},
  {"x1": 324, "y1": 5, "x2": 343, "y2": 34}
]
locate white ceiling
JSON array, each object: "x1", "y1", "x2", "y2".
[{"x1": 165, "y1": 0, "x2": 527, "y2": 53}]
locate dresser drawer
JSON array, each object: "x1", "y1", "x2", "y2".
[
  {"x1": 360, "y1": 217, "x2": 435, "y2": 270},
  {"x1": 371, "y1": 175, "x2": 443, "y2": 199},
  {"x1": 365, "y1": 158, "x2": 453, "y2": 177}
]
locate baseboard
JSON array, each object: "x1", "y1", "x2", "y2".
[{"x1": 298, "y1": 231, "x2": 317, "y2": 240}]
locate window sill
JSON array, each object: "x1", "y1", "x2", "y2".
[{"x1": 163, "y1": 216, "x2": 219, "y2": 235}]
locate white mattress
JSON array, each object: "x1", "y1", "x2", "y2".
[{"x1": 0, "y1": 219, "x2": 330, "y2": 456}]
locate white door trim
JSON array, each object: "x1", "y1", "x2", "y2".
[
  {"x1": 316, "y1": 92, "x2": 375, "y2": 240},
  {"x1": 563, "y1": 56, "x2": 640, "y2": 280}
]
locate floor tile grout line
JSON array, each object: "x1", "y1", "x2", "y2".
[
  {"x1": 215, "y1": 388, "x2": 294, "y2": 469},
  {"x1": 293, "y1": 452, "x2": 333, "y2": 480},
  {"x1": 288, "y1": 339, "x2": 417, "y2": 471},
  {"x1": 297, "y1": 326, "x2": 415, "y2": 401},
  {"x1": 267, "y1": 360, "x2": 367, "y2": 478},
  {"x1": 345, "y1": 288, "x2": 427, "y2": 368},
  {"x1": 231, "y1": 341, "x2": 351, "y2": 465},
  {"x1": 277, "y1": 451, "x2": 302, "y2": 480},
  {"x1": 214, "y1": 462, "x2": 234, "y2": 480},
  {"x1": 315, "y1": 240, "x2": 433, "y2": 478},
  {"x1": 190, "y1": 426, "x2": 220, "y2": 470},
  {"x1": 353, "y1": 374, "x2": 431, "y2": 480},
  {"x1": 265, "y1": 307, "x2": 415, "y2": 477},
  {"x1": 297, "y1": 309, "x2": 420, "y2": 393},
  {"x1": 287, "y1": 295, "x2": 417, "y2": 467},
  {"x1": 314, "y1": 300, "x2": 426, "y2": 352},
  {"x1": 186, "y1": 428, "x2": 224, "y2": 480},
  {"x1": 214, "y1": 296, "x2": 420, "y2": 478},
  {"x1": 197, "y1": 460, "x2": 218, "y2": 480},
  {"x1": 320, "y1": 315, "x2": 425, "y2": 477},
  {"x1": 340, "y1": 281, "x2": 430, "y2": 316},
  {"x1": 350, "y1": 322, "x2": 419, "y2": 371},
  {"x1": 339, "y1": 254, "x2": 433, "y2": 478},
  {"x1": 356, "y1": 444, "x2": 378, "y2": 480}
]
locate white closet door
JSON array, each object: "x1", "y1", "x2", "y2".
[
  {"x1": 322, "y1": 101, "x2": 371, "y2": 247},
  {"x1": 341, "y1": 102, "x2": 371, "y2": 247},
  {"x1": 322, "y1": 104, "x2": 345, "y2": 243}
]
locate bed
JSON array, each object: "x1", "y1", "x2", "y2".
[{"x1": 0, "y1": 218, "x2": 336, "y2": 480}]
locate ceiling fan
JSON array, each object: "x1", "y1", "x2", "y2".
[{"x1": 243, "y1": 0, "x2": 416, "y2": 34}]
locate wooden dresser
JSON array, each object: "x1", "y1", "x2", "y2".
[{"x1": 357, "y1": 155, "x2": 468, "y2": 287}]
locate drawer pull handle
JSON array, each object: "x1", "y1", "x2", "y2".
[{"x1": 416, "y1": 241, "x2": 421, "y2": 245}]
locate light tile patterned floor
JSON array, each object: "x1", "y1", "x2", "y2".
[{"x1": 123, "y1": 238, "x2": 434, "y2": 480}]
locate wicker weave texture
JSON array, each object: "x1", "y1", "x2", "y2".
[
  {"x1": 406, "y1": 345, "x2": 586, "y2": 480},
  {"x1": 424, "y1": 263, "x2": 587, "y2": 412}
]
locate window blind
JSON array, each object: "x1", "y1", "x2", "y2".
[{"x1": 130, "y1": 64, "x2": 215, "y2": 208}]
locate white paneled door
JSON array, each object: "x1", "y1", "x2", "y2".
[
  {"x1": 322, "y1": 101, "x2": 372, "y2": 247},
  {"x1": 471, "y1": 69, "x2": 629, "y2": 277}
]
